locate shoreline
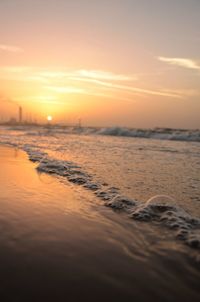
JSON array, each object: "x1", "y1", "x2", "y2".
[
  {"x1": 1, "y1": 140, "x2": 200, "y2": 251},
  {"x1": 0, "y1": 145, "x2": 200, "y2": 301},
  {"x1": 1, "y1": 124, "x2": 200, "y2": 143},
  {"x1": 3, "y1": 141, "x2": 200, "y2": 251}
]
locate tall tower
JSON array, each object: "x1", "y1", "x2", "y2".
[{"x1": 19, "y1": 106, "x2": 22, "y2": 124}]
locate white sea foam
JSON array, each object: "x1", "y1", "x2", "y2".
[
  {"x1": 6, "y1": 125, "x2": 200, "y2": 142},
  {"x1": 129, "y1": 195, "x2": 200, "y2": 248},
  {"x1": 0, "y1": 126, "x2": 200, "y2": 250},
  {"x1": 95, "y1": 126, "x2": 200, "y2": 142},
  {"x1": 24, "y1": 147, "x2": 200, "y2": 249}
]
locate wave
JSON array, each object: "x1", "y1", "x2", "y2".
[
  {"x1": 97, "y1": 127, "x2": 200, "y2": 142},
  {"x1": 9, "y1": 125, "x2": 200, "y2": 142},
  {"x1": 21, "y1": 145, "x2": 200, "y2": 250}
]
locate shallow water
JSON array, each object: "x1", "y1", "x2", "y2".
[
  {"x1": 0, "y1": 126, "x2": 199, "y2": 215},
  {"x1": 48, "y1": 134, "x2": 200, "y2": 214},
  {"x1": 0, "y1": 145, "x2": 200, "y2": 301},
  {"x1": 1, "y1": 126, "x2": 200, "y2": 248}
]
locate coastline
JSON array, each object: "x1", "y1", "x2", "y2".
[{"x1": 0, "y1": 144, "x2": 200, "y2": 301}]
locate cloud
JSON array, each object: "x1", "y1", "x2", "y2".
[
  {"x1": 0, "y1": 66, "x2": 38, "y2": 83},
  {"x1": 1, "y1": 66, "x2": 29, "y2": 73},
  {"x1": 74, "y1": 70, "x2": 135, "y2": 81},
  {"x1": 31, "y1": 69, "x2": 136, "y2": 82},
  {"x1": 158, "y1": 56, "x2": 200, "y2": 70},
  {"x1": 0, "y1": 66, "x2": 136, "y2": 84},
  {"x1": 45, "y1": 85, "x2": 135, "y2": 103},
  {"x1": 46, "y1": 86, "x2": 86, "y2": 94},
  {"x1": 38, "y1": 71, "x2": 69, "y2": 78},
  {"x1": 14, "y1": 95, "x2": 65, "y2": 105},
  {"x1": 0, "y1": 65, "x2": 184, "y2": 99},
  {"x1": 0, "y1": 44, "x2": 24, "y2": 53},
  {"x1": 69, "y1": 77, "x2": 182, "y2": 98},
  {"x1": 161, "y1": 88, "x2": 200, "y2": 97}
]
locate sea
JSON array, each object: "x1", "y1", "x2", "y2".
[{"x1": 0, "y1": 125, "x2": 200, "y2": 301}]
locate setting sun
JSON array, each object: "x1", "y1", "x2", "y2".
[{"x1": 47, "y1": 115, "x2": 52, "y2": 122}]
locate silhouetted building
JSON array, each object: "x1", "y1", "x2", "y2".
[{"x1": 19, "y1": 106, "x2": 22, "y2": 123}]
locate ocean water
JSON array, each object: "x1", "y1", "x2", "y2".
[
  {"x1": 0, "y1": 144, "x2": 200, "y2": 302},
  {"x1": 0, "y1": 126, "x2": 200, "y2": 300},
  {"x1": 0, "y1": 125, "x2": 199, "y2": 210},
  {"x1": 0, "y1": 126, "x2": 200, "y2": 244}
]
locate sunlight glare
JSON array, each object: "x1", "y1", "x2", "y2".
[{"x1": 47, "y1": 115, "x2": 52, "y2": 121}]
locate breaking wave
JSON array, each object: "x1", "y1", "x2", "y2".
[
  {"x1": 97, "y1": 127, "x2": 200, "y2": 142},
  {"x1": 22, "y1": 145, "x2": 200, "y2": 250},
  {"x1": 5, "y1": 125, "x2": 200, "y2": 142},
  {"x1": 1, "y1": 126, "x2": 199, "y2": 250},
  {"x1": 22, "y1": 127, "x2": 200, "y2": 142}
]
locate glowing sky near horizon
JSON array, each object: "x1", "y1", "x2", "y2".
[{"x1": 0, "y1": 0, "x2": 200, "y2": 128}]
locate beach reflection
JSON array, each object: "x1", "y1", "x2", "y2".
[{"x1": 0, "y1": 145, "x2": 200, "y2": 302}]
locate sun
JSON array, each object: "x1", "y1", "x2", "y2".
[{"x1": 47, "y1": 115, "x2": 53, "y2": 121}]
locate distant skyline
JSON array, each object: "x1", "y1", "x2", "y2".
[{"x1": 0, "y1": 0, "x2": 200, "y2": 128}]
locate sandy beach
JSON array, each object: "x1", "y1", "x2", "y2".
[{"x1": 0, "y1": 144, "x2": 199, "y2": 302}]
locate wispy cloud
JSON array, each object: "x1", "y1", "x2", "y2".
[
  {"x1": 46, "y1": 86, "x2": 86, "y2": 94},
  {"x1": 0, "y1": 65, "x2": 184, "y2": 100},
  {"x1": 74, "y1": 70, "x2": 135, "y2": 81},
  {"x1": 45, "y1": 86, "x2": 135, "y2": 103},
  {"x1": 14, "y1": 95, "x2": 65, "y2": 105},
  {"x1": 0, "y1": 66, "x2": 38, "y2": 83},
  {"x1": 158, "y1": 56, "x2": 200, "y2": 70},
  {"x1": 69, "y1": 77, "x2": 182, "y2": 98},
  {"x1": 0, "y1": 44, "x2": 24, "y2": 53},
  {"x1": 38, "y1": 71, "x2": 69, "y2": 79},
  {"x1": 1, "y1": 66, "x2": 29, "y2": 73},
  {"x1": 161, "y1": 88, "x2": 200, "y2": 97},
  {"x1": 0, "y1": 66, "x2": 136, "y2": 83},
  {"x1": 33, "y1": 69, "x2": 136, "y2": 82}
]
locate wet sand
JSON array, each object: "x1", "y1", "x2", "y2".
[{"x1": 0, "y1": 145, "x2": 200, "y2": 302}]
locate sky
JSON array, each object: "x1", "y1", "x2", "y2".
[{"x1": 0, "y1": 0, "x2": 200, "y2": 128}]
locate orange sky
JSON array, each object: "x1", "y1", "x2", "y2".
[{"x1": 0, "y1": 0, "x2": 200, "y2": 128}]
